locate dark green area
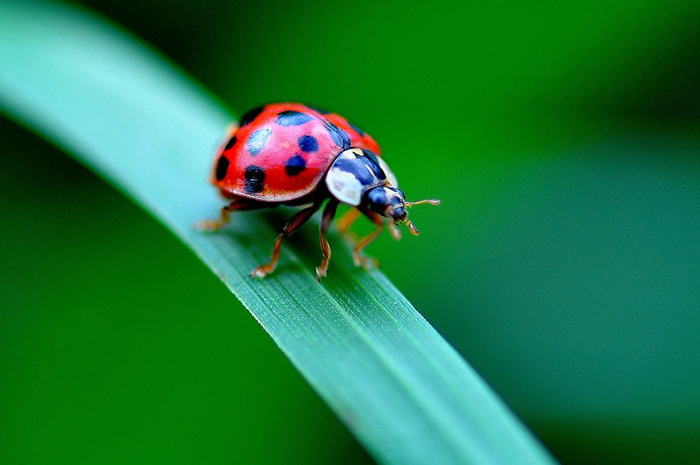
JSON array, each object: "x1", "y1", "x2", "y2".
[
  {"x1": 1, "y1": 0, "x2": 699, "y2": 463},
  {"x1": 0, "y1": 121, "x2": 369, "y2": 464}
]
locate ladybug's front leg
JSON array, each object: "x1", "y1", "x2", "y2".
[
  {"x1": 335, "y1": 208, "x2": 360, "y2": 234},
  {"x1": 251, "y1": 201, "x2": 323, "y2": 278},
  {"x1": 316, "y1": 199, "x2": 339, "y2": 281},
  {"x1": 353, "y1": 210, "x2": 384, "y2": 270}
]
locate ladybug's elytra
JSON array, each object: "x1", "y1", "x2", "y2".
[{"x1": 198, "y1": 102, "x2": 439, "y2": 280}]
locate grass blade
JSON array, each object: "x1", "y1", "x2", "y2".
[{"x1": 0, "y1": 2, "x2": 553, "y2": 463}]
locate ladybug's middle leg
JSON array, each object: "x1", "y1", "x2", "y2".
[
  {"x1": 335, "y1": 208, "x2": 360, "y2": 234},
  {"x1": 251, "y1": 201, "x2": 323, "y2": 278},
  {"x1": 316, "y1": 199, "x2": 339, "y2": 281}
]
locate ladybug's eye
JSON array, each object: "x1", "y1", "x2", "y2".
[
  {"x1": 389, "y1": 195, "x2": 402, "y2": 206},
  {"x1": 392, "y1": 207, "x2": 407, "y2": 221},
  {"x1": 366, "y1": 188, "x2": 388, "y2": 213}
]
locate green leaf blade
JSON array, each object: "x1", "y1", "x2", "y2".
[{"x1": 0, "y1": 2, "x2": 554, "y2": 463}]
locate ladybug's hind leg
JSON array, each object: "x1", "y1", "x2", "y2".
[
  {"x1": 196, "y1": 196, "x2": 265, "y2": 231},
  {"x1": 251, "y1": 201, "x2": 323, "y2": 279},
  {"x1": 316, "y1": 199, "x2": 339, "y2": 281},
  {"x1": 196, "y1": 205, "x2": 232, "y2": 231}
]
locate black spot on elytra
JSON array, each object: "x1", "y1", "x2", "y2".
[
  {"x1": 325, "y1": 122, "x2": 351, "y2": 149},
  {"x1": 298, "y1": 135, "x2": 318, "y2": 152},
  {"x1": 276, "y1": 110, "x2": 313, "y2": 126},
  {"x1": 244, "y1": 165, "x2": 265, "y2": 193},
  {"x1": 285, "y1": 154, "x2": 307, "y2": 176},
  {"x1": 224, "y1": 136, "x2": 237, "y2": 151},
  {"x1": 349, "y1": 122, "x2": 365, "y2": 137},
  {"x1": 215, "y1": 156, "x2": 230, "y2": 181},
  {"x1": 247, "y1": 129, "x2": 272, "y2": 155},
  {"x1": 240, "y1": 106, "x2": 265, "y2": 126}
]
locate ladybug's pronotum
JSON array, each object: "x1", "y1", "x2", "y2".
[{"x1": 198, "y1": 103, "x2": 439, "y2": 280}]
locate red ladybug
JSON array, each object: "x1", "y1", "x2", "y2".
[{"x1": 199, "y1": 102, "x2": 439, "y2": 280}]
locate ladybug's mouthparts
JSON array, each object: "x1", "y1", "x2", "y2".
[
  {"x1": 405, "y1": 219, "x2": 420, "y2": 236},
  {"x1": 393, "y1": 217, "x2": 420, "y2": 236}
]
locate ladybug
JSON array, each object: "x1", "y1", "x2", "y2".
[{"x1": 199, "y1": 102, "x2": 439, "y2": 280}]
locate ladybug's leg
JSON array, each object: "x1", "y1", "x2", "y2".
[
  {"x1": 196, "y1": 198, "x2": 259, "y2": 231},
  {"x1": 353, "y1": 210, "x2": 384, "y2": 269},
  {"x1": 388, "y1": 222, "x2": 402, "y2": 241},
  {"x1": 335, "y1": 208, "x2": 361, "y2": 234},
  {"x1": 196, "y1": 205, "x2": 232, "y2": 231},
  {"x1": 316, "y1": 199, "x2": 340, "y2": 281},
  {"x1": 251, "y1": 202, "x2": 323, "y2": 278}
]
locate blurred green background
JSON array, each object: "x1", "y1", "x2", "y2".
[{"x1": 1, "y1": 0, "x2": 699, "y2": 463}]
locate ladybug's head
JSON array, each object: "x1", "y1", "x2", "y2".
[{"x1": 365, "y1": 186, "x2": 440, "y2": 235}]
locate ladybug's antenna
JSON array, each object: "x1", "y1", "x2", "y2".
[
  {"x1": 401, "y1": 198, "x2": 439, "y2": 236},
  {"x1": 405, "y1": 199, "x2": 441, "y2": 207}
]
